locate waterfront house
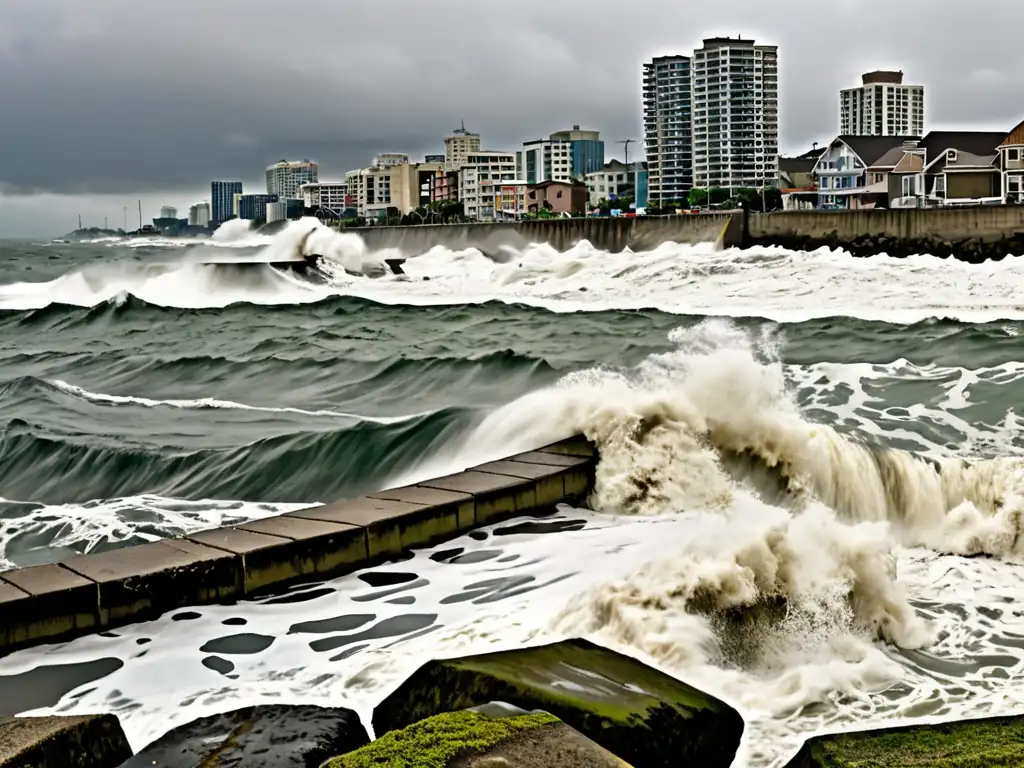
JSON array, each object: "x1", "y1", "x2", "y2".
[
  {"x1": 887, "y1": 131, "x2": 1005, "y2": 207},
  {"x1": 998, "y1": 119, "x2": 1024, "y2": 203},
  {"x1": 813, "y1": 135, "x2": 919, "y2": 209},
  {"x1": 526, "y1": 180, "x2": 588, "y2": 215},
  {"x1": 779, "y1": 147, "x2": 823, "y2": 210}
]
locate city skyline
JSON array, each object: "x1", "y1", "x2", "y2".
[{"x1": 3, "y1": 0, "x2": 1024, "y2": 235}]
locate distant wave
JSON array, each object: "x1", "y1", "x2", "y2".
[{"x1": 7, "y1": 218, "x2": 1024, "y2": 321}]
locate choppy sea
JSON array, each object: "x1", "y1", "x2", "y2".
[{"x1": 3, "y1": 218, "x2": 1024, "y2": 766}]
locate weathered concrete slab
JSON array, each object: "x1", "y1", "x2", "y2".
[
  {"x1": 186, "y1": 521, "x2": 366, "y2": 595},
  {"x1": 373, "y1": 638, "x2": 742, "y2": 768},
  {"x1": 0, "y1": 714, "x2": 131, "y2": 767},
  {"x1": 237, "y1": 516, "x2": 367, "y2": 591},
  {"x1": 290, "y1": 495, "x2": 462, "y2": 560},
  {"x1": 418, "y1": 470, "x2": 529, "y2": 525},
  {"x1": 61, "y1": 540, "x2": 239, "y2": 624},
  {"x1": 123, "y1": 704, "x2": 369, "y2": 768},
  {"x1": 537, "y1": 436, "x2": 596, "y2": 457},
  {"x1": 784, "y1": 713, "x2": 1024, "y2": 767},
  {"x1": 508, "y1": 450, "x2": 591, "y2": 467},
  {"x1": 0, "y1": 565, "x2": 98, "y2": 652},
  {"x1": 323, "y1": 709, "x2": 625, "y2": 768}
]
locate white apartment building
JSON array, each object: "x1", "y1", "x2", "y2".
[
  {"x1": 840, "y1": 71, "x2": 924, "y2": 136},
  {"x1": 458, "y1": 151, "x2": 519, "y2": 221},
  {"x1": 643, "y1": 55, "x2": 693, "y2": 203},
  {"x1": 159, "y1": 206, "x2": 178, "y2": 219},
  {"x1": 521, "y1": 138, "x2": 573, "y2": 183},
  {"x1": 265, "y1": 159, "x2": 319, "y2": 198},
  {"x1": 691, "y1": 37, "x2": 779, "y2": 191},
  {"x1": 585, "y1": 160, "x2": 643, "y2": 206},
  {"x1": 188, "y1": 202, "x2": 211, "y2": 227},
  {"x1": 299, "y1": 182, "x2": 350, "y2": 212},
  {"x1": 444, "y1": 123, "x2": 481, "y2": 171}
]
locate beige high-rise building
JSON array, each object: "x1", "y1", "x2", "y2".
[{"x1": 444, "y1": 122, "x2": 481, "y2": 171}]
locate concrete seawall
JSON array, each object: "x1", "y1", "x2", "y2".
[
  {"x1": 0, "y1": 437, "x2": 596, "y2": 656},
  {"x1": 348, "y1": 206, "x2": 1024, "y2": 261},
  {"x1": 748, "y1": 206, "x2": 1024, "y2": 261},
  {"x1": 354, "y1": 214, "x2": 739, "y2": 257}
]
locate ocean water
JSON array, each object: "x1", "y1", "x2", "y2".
[{"x1": 3, "y1": 218, "x2": 1024, "y2": 766}]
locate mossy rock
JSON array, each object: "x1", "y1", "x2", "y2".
[
  {"x1": 322, "y1": 709, "x2": 627, "y2": 768},
  {"x1": 122, "y1": 704, "x2": 369, "y2": 767},
  {"x1": 0, "y1": 714, "x2": 132, "y2": 767},
  {"x1": 785, "y1": 714, "x2": 1024, "y2": 767},
  {"x1": 372, "y1": 638, "x2": 743, "y2": 768}
]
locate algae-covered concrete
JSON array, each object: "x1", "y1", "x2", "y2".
[
  {"x1": 0, "y1": 714, "x2": 132, "y2": 767},
  {"x1": 0, "y1": 437, "x2": 597, "y2": 656},
  {"x1": 123, "y1": 704, "x2": 368, "y2": 768},
  {"x1": 372, "y1": 638, "x2": 743, "y2": 768},
  {"x1": 322, "y1": 709, "x2": 627, "y2": 768},
  {"x1": 785, "y1": 714, "x2": 1024, "y2": 767}
]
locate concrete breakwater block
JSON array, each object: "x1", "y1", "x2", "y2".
[
  {"x1": 0, "y1": 714, "x2": 132, "y2": 767},
  {"x1": 121, "y1": 704, "x2": 369, "y2": 768},
  {"x1": 784, "y1": 714, "x2": 1024, "y2": 767},
  {"x1": 372, "y1": 638, "x2": 743, "y2": 768},
  {"x1": 323, "y1": 707, "x2": 629, "y2": 768}
]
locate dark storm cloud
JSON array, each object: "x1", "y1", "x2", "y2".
[{"x1": 2, "y1": 0, "x2": 1024, "y2": 200}]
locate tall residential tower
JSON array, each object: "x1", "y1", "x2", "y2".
[
  {"x1": 643, "y1": 37, "x2": 779, "y2": 204},
  {"x1": 265, "y1": 160, "x2": 318, "y2": 198},
  {"x1": 840, "y1": 71, "x2": 924, "y2": 136},
  {"x1": 210, "y1": 181, "x2": 242, "y2": 226},
  {"x1": 643, "y1": 55, "x2": 693, "y2": 203},
  {"x1": 691, "y1": 37, "x2": 779, "y2": 192}
]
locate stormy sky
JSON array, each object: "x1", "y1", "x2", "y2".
[{"x1": 2, "y1": 0, "x2": 1022, "y2": 237}]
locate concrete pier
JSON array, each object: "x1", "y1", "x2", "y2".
[{"x1": 0, "y1": 437, "x2": 596, "y2": 656}]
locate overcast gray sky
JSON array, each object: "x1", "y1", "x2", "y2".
[{"x1": 2, "y1": 0, "x2": 1022, "y2": 237}]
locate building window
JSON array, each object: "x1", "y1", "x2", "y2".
[
  {"x1": 934, "y1": 175, "x2": 946, "y2": 197},
  {"x1": 1008, "y1": 149, "x2": 1021, "y2": 162}
]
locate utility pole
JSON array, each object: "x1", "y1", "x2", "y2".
[{"x1": 617, "y1": 139, "x2": 636, "y2": 205}]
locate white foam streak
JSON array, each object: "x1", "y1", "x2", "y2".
[{"x1": 50, "y1": 379, "x2": 422, "y2": 424}]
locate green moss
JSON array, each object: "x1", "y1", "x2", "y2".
[
  {"x1": 449, "y1": 639, "x2": 724, "y2": 723},
  {"x1": 808, "y1": 716, "x2": 1024, "y2": 767},
  {"x1": 322, "y1": 711, "x2": 557, "y2": 768}
]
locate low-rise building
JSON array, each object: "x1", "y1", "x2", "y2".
[
  {"x1": 779, "y1": 147, "x2": 824, "y2": 209},
  {"x1": 888, "y1": 132, "x2": 1006, "y2": 206},
  {"x1": 526, "y1": 180, "x2": 589, "y2": 215},
  {"x1": 813, "y1": 135, "x2": 919, "y2": 209},
  {"x1": 1000, "y1": 120, "x2": 1024, "y2": 203}
]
